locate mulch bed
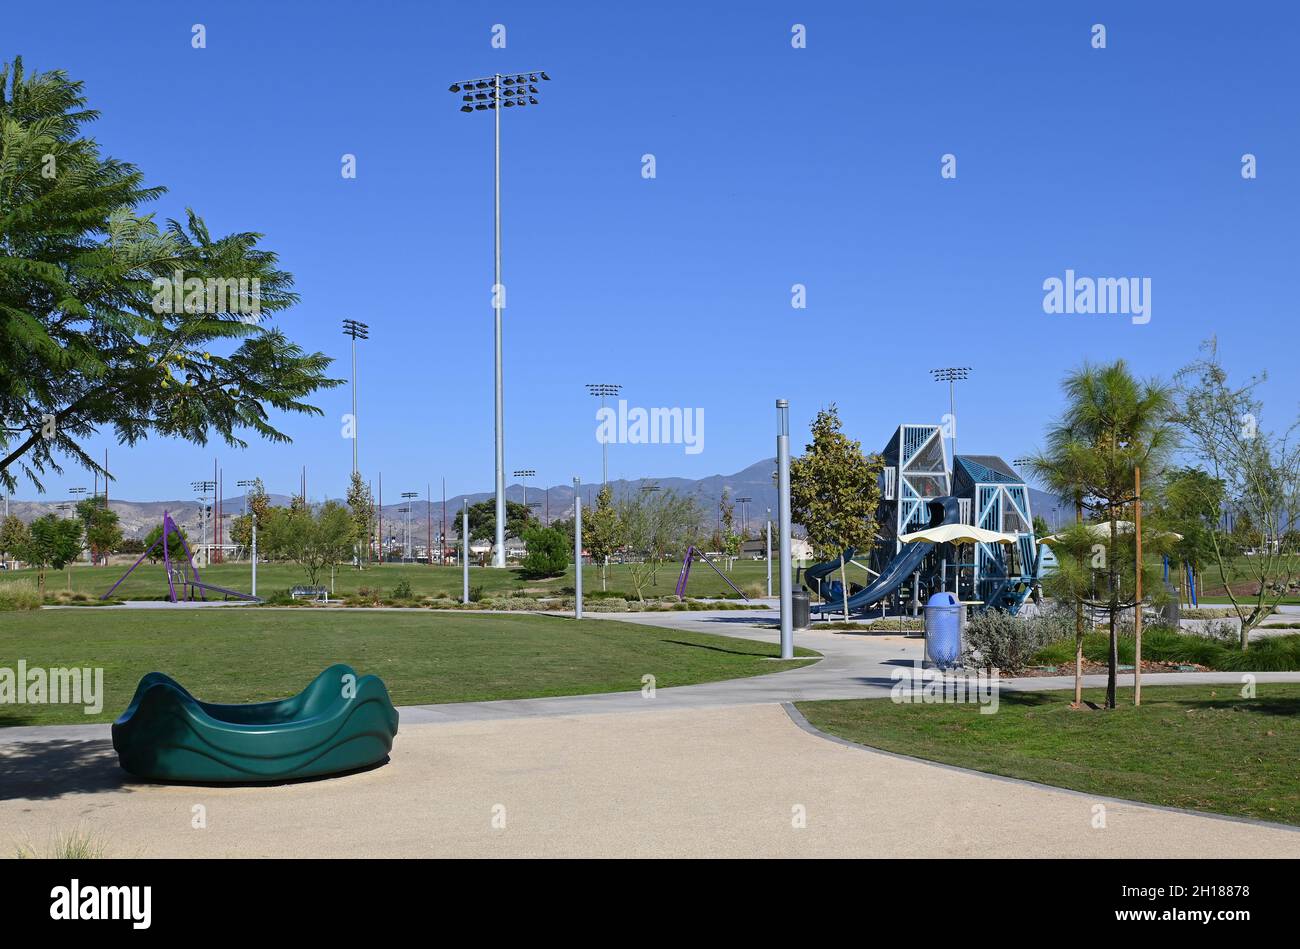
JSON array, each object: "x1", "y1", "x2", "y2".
[{"x1": 1009, "y1": 659, "x2": 1212, "y2": 678}]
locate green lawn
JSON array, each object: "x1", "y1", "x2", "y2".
[
  {"x1": 3, "y1": 558, "x2": 789, "y2": 603},
  {"x1": 797, "y1": 685, "x2": 1300, "y2": 826},
  {"x1": 0, "y1": 608, "x2": 817, "y2": 727}
]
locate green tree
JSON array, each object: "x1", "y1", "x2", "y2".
[
  {"x1": 618, "y1": 488, "x2": 704, "y2": 599},
  {"x1": 519, "y1": 525, "x2": 569, "y2": 579},
  {"x1": 718, "y1": 488, "x2": 741, "y2": 570},
  {"x1": 1037, "y1": 360, "x2": 1177, "y2": 708},
  {"x1": 260, "y1": 500, "x2": 354, "y2": 586},
  {"x1": 585, "y1": 485, "x2": 623, "y2": 591},
  {"x1": 83, "y1": 506, "x2": 122, "y2": 565},
  {"x1": 1174, "y1": 340, "x2": 1300, "y2": 647},
  {"x1": 0, "y1": 514, "x2": 30, "y2": 563},
  {"x1": 0, "y1": 58, "x2": 340, "y2": 494},
  {"x1": 1153, "y1": 467, "x2": 1225, "y2": 595},
  {"x1": 466, "y1": 499, "x2": 533, "y2": 550},
  {"x1": 142, "y1": 522, "x2": 190, "y2": 564},
  {"x1": 345, "y1": 472, "x2": 376, "y2": 567},
  {"x1": 18, "y1": 513, "x2": 82, "y2": 592},
  {"x1": 790, "y1": 404, "x2": 885, "y2": 620}
]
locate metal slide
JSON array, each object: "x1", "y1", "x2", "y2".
[{"x1": 811, "y1": 497, "x2": 961, "y2": 615}]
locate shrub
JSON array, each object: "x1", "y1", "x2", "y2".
[
  {"x1": 0, "y1": 579, "x2": 42, "y2": 611},
  {"x1": 468, "y1": 585, "x2": 485, "y2": 603},
  {"x1": 964, "y1": 609, "x2": 1071, "y2": 672},
  {"x1": 391, "y1": 579, "x2": 414, "y2": 600},
  {"x1": 519, "y1": 525, "x2": 570, "y2": 580}
]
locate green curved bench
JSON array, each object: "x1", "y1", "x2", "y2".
[{"x1": 112, "y1": 664, "x2": 399, "y2": 783}]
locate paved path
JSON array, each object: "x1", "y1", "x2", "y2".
[
  {"x1": 4, "y1": 609, "x2": 1298, "y2": 857},
  {"x1": 2, "y1": 703, "x2": 1295, "y2": 858}
]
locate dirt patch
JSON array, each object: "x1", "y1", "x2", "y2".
[{"x1": 1008, "y1": 659, "x2": 1213, "y2": 678}]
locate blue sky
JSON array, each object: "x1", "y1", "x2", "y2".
[{"x1": 8, "y1": 0, "x2": 1299, "y2": 503}]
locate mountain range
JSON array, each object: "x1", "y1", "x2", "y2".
[{"x1": 4, "y1": 458, "x2": 1073, "y2": 539}]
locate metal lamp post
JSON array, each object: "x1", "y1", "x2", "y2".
[
  {"x1": 341, "y1": 320, "x2": 369, "y2": 476},
  {"x1": 449, "y1": 69, "x2": 552, "y2": 568},
  {"x1": 930, "y1": 367, "x2": 971, "y2": 463},
  {"x1": 462, "y1": 499, "x2": 470, "y2": 603},
  {"x1": 766, "y1": 507, "x2": 773, "y2": 598},
  {"x1": 236, "y1": 479, "x2": 258, "y2": 597},
  {"x1": 513, "y1": 468, "x2": 535, "y2": 520},
  {"x1": 586, "y1": 383, "x2": 622, "y2": 485},
  {"x1": 776, "y1": 400, "x2": 793, "y2": 659},
  {"x1": 573, "y1": 477, "x2": 583, "y2": 619},
  {"x1": 191, "y1": 479, "x2": 215, "y2": 567},
  {"x1": 401, "y1": 492, "x2": 418, "y2": 562}
]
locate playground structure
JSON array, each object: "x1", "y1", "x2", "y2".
[
  {"x1": 101, "y1": 510, "x2": 259, "y2": 603},
  {"x1": 806, "y1": 423, "x2": 1049, "y2": 617},
  {"x1": 674, "y1": 545, "x2": 750, "y2": 600}
]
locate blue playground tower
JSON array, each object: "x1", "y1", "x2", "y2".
[{"x1": 806, "y1": 423, "x2": 1047, "y2": 616}]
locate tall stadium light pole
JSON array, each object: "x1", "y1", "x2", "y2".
[
  {"x1": 237, "y1": 479, "x2": 259, "y2": 596},
  {"x1": 573, "y1": 477, "x2": 583, "y2": 619},
  {"x1": 342, "y1": 320, "x2": 369, "y2": 477},
  {"x1": 449, "y1": 69, "x2": 552, "y2": 568},
  {"x1": 513, "y1": 468, "x2": 535, "y2": 516},
  {"x1": 401, "y1": 492, "x2": 418, "y2": 562},
  {"x1": 586, "y1": 383, "x2": 622, "y2": 485},
  {"x1": 930, "y1": 367, "x2": 971, "y2": 464},
  {"x1": 191, "y1": 479, "x2": 215, "y2": 566},
  {"x1": 776, "y1": 400, "x2": 793, "y2": 659}
]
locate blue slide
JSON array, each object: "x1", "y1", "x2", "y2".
[{"x1": 812, "y1": 497, "x2": 961, "y2": 614}]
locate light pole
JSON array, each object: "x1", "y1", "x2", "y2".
[
  {"x1": 342, "y1": 320, "x2": 369, "y2": 477},
  {"x1": 401, "y1": 492, "x2": 417, "y2": 562},
  {"x1": 449, "y1": 69, "x2": 552, "y2": 568},
  {"x1": 573, "y1": 476, "x2": 583, "y2": 619},
  {"x1": 586, "y1": 383, "x2": 622, "y2": 485},
  {"x1": 766, "y1": 508, "x2": 773, "y2": 598},
  {"x1": 191, "y1": 479, "x2": 215, "y2": 566},
  {"x1": 776, "y1": 400, "x2": 793, "y2": 659},
  {"x1": 513, "y1": 468, "x2": 535, "y2": 522},
  {"x1": 462, "y1": 499, "x2": 470, "y2": 603},
  {"x1": 930, "y1": 367, "x2": 971, "y2": 465},
  {"x1": 237, "y1": 479, "x2": 258, "y2": 596}
]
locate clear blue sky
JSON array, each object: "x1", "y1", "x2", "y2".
[{"x1": 9, "y1": 0, "x2": 1299, "y2": 503}]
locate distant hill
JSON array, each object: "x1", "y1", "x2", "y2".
[{"x1": 6, "y1": 458, "x2": 1072, "y2": 538}]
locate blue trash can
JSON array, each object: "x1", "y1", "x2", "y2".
[{"x1": 924, "y1": 592, "x2": 961, "y2": 668}]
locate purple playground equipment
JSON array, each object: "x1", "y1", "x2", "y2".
[
  {"x1": 673, "y1": 545, "x2": 750, "y2": 601},
  {"x1": 101, "y1": 510, "x2": 259, "y2": 603}
]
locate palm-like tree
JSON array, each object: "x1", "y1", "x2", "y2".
[{"x1": 1032, "y1": 361, "x2": 1177, "y2": 708}]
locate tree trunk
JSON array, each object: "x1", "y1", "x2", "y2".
[
  {"x1": 1074, "y1": 498, "x2": 1084, "y2": 706},
  {"x1": 1106, "y1": 514, "x2": 1119, "y2": 709}
]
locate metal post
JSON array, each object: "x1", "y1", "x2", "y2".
[
  {"x1": 777, "y1": 400, "x2": 793, "y2": 659},
  {"x1": 492, "y1": 73, "x2": 506, "y2": 569},
  {"x1": 573, "y1": 477, "x2": 583, "y2": 620},
  {"x1": 251, "y1": 514, "x2": 257, "y2": 598},
  {"x1": 351, "y1": 334, "x2": 358, "y2": 475},
  {"x1": 462, "y1": 500, "x2": 470, "y2": 604},
  {"x1": 766, "y1": 509, "x2": 772, "y2": 598}
]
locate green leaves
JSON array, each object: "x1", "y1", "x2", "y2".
[
  {"x1": 789, "y1": 404, "x2": 884, "y2": 560},
  {"x1": 0, "y1": 57, "x2": 340, "y2": 491}
]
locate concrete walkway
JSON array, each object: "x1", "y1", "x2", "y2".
[
  {"x1": 2, "y1": 703, "x2": 1295, "y2": 858},
  {"x1": 3, "y1": 609, "x2": 1297, "y2": 857}
]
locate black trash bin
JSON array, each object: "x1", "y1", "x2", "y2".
[{"x1": 792, "y1": 591, "x2": 811, "y2": 630}]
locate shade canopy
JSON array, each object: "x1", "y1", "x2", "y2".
[
  {"x1": 898, "y1": 523, "x2": 1018, "y2": 546},
  {"x1": 1037, "y1": 520, "x2": 1183, "y2": 545}
]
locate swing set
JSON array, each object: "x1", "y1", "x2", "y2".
[
  {"x1": 101, "y1": 510, "x2": 259, "y2": 603},
  {"x1": 673, "y1": 545, "x2": 750, "y2": 601}
]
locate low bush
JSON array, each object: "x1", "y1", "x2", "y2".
[
  {"x1": 0, "y1": 579, "x2": 42, "y2": 611},
  {"x1": 964, "y1": 608, "x2": 1073, "y2": 672}
]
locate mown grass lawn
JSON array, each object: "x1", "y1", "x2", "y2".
[
  {"x1": 2, "y1": 559, "x2": 788, "y2": 603},
  {"x1": 0, "y1": 608, "x2": 816, "y2": 726},
  {"x1": 797, "y1": 685, "x2": 1300, "y2": 826}
]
